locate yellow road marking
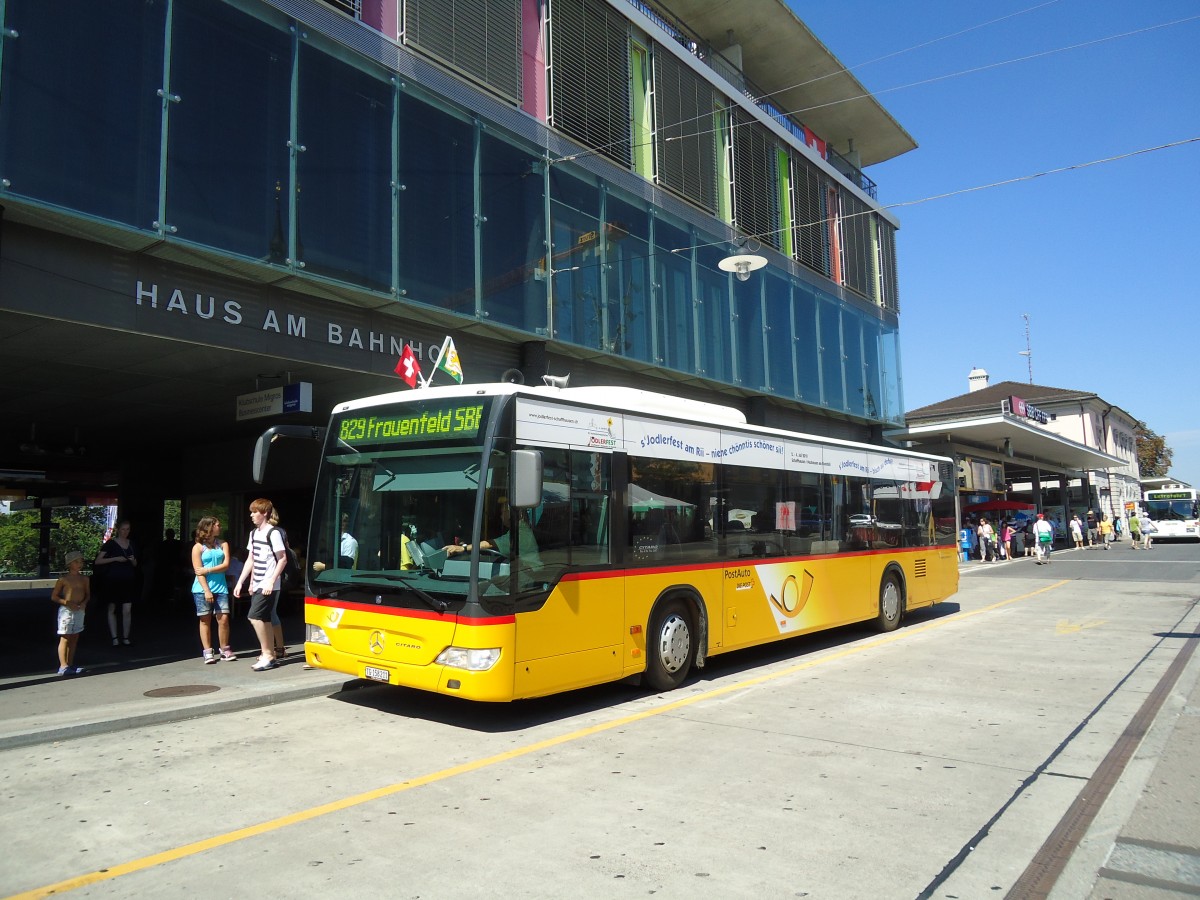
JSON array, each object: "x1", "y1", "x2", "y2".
[
  {"x1": 1056, "y1": 619, "x2": 1106, "y2": 634},
  {"x1": 6, "y1": 580, "x2": 1068, "y2": 900}
]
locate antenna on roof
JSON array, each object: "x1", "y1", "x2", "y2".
[{"x1": 1018, "y1": 313, "x2": 1033, "y2": 384}]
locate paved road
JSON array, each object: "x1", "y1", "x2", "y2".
[{"x1": 1, "y1": 542, "x2": 1197, "y2": 899}]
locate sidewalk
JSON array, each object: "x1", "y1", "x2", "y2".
[{"x1": 0, "y1": 594, "x2": 357, "y2": 751}]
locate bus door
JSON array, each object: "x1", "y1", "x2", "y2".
[{"x1": 511, "y1": 447, "x2": 623, "y2": 696}]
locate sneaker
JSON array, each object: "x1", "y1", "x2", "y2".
[
  {"x1": 220, "y1": 647, "x2": 237, "y2": 661},
  {"x1": 70, "y1": 666, "x2": 85, "y2": 676},
  {"x1": 122, "y1": 638, "x2": 132, "y2": 646},
  {"x1": 251, "y1": 656, "x2": 278, "y2": 672},
  {"x1": 57, "y1": 666, "x2": 72, "y2": 676},
  {"x1": 203, "y1": 649, "x2": 218, "y2": 664},
  {"x1": 112, "y1": 638, "x2": 120, "y2": 647}
]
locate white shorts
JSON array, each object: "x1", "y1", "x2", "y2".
[{"x1": 57, "y1": 606, "x2": 85, "y2": 636}]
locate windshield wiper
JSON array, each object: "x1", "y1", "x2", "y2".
[{"x1": 351, "y1": 573, "x2": 449, "y2": 613}]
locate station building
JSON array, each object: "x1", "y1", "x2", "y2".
[
  {"x1": 0, "y1": 0, "x2": 914, "y2": 574},
  {"x1": 888, "y1": 370, "x2": 1131, "y2": 528}
]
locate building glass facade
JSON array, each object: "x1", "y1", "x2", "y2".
[{"x1": 0, "y1": 0, "x2": 904, "y2": 425}]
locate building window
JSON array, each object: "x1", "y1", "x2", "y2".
[
  {"x1": 404, "y1": 0, "x2": 523, "y2": 104},
  {"x1": 549, "y1": 0, "x2": 631, "y2": 168},
  {"x1": 652, "y1": 47, "x2": 717, "y2": 213}
]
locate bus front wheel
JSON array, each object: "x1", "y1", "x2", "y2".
[
  {"x1": 877, "y1": 571, "x2": 904, "y2": 633},
  {"x1": 645, "y1": 599, "x2": 695, "y2": 692}
]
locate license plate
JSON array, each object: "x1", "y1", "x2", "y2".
[{"x1": 363, "y1": 666, "x2": 390, "y2": 683}]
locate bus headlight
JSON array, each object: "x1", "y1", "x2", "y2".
[
  {"x1": 435, "y1": 647, "x2": 501, "y2": 671},
  {"x1": 306, "y1": 624, "x2": 331, "y2": 645}
]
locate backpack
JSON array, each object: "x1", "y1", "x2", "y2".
[{"x1": 271, "y1": 527, "x2": 300, "y2": 587}]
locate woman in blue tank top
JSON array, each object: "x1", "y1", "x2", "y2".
[{"x1": 191, "y1": 516, "x2": 234, "y2": 663}]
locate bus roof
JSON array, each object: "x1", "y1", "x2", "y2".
[{"x1": 332, "y1": 382, "x2": 951, "y2": 466}]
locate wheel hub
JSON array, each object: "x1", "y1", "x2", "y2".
[{"x1": 657, "y1": 614, "x2": 691, "y2": 673}]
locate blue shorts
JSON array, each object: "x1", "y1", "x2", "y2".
[{"x1": 193, "y1": 592, "x2": 231, "y2": 616}]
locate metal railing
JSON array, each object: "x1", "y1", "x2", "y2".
[{"x1": 318, "y1": 0, "x2": 362, "y2": 18}]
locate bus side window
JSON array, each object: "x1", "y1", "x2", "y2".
[{"x1": 569, "y1": 450, "x2": 610, "y2": 566}]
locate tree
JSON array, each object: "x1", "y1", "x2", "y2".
[
  {"x1": 0, "y1": 506, "x2": 109, "y2": 576},
  {"x1": 1134, "y1": 422, "x2": 1173, "y2": 478}
]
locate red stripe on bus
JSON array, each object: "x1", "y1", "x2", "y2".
[{"x1": 305, "y1": 597, "x2": 515, "y2": 626}]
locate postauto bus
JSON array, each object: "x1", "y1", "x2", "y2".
[{"x1": 255, "y1": 383, "x2": 959, "y2": 701}]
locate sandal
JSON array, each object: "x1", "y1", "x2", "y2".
[{"x1": 274, "y1": 646, "x2": 288, "y2": 660}]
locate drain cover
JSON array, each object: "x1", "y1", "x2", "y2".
[{"x1": 144, "y1": 684, "x2": 221, "y2": 698}]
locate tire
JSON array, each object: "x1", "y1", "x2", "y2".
[
  {"x1": 876, "y1": 571, "x2": 903, "y2": 633},
  {"x1": 644, "y1": 598, "x2": 695, "y2": 692}
]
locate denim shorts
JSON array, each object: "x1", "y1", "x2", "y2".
[
  {"x1": 193, "y1": 591, "x2": 231, "y2": 616},
  {"x1": 57, "y1": 605, "x2": 85, "y2": 635}
]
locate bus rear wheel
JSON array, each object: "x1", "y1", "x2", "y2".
[
  {"x1": 876, "y1": 571, "x2": 903, "y2": 632},
  {"x1": 645, "y1": 599, "x2": 695, "y2": 692}
]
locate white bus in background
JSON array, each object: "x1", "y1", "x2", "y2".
[{"x1": 1142, "y1": 488, "x2": 1200, "y2": 541}]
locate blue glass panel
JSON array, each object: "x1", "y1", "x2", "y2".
[
  {"x1": 732, "y1": 276, "x2": 766, "y2": 390},
  {"x1": 818, "y1": 299, "x2": 844, "y2": 410},
  {"x1": 549, "y1": 169, "x2": 601, "y2": 349},
  {"x1": 167, "y1": 0, "x2": 291, "y2": 259},
  {"x1": 763, "y1": 273, "x2": 793, "y2": 397},
  {"x1": 793, "y1": 284, "x2": 820, "y2": 403},
  {"x1": 843, "y1": 309, "x2": 865, "y2": 417},
  {"x1": 296, "y1": 44, "x2": 391, "y2": 291},
  {"x1": 653, "y1": 218, "x2": 694, "y2": 373},
  {"x1": 0, "y1": 0, "x2": 162, "y2": 227},
  {"x1": 861, "y1": 315, "x2": 884, "y2": 421},
  {"x1": 880, "y1": 323, "x2": 903, "y2": 422},
  {"x1": 480, "y1": 134, "x2": 545, "y2": 332},
  {"x1": 695, "y1": 246, "x2": 730, "y2": 383},
  {"x1": 604, "y1": 195, "x2": 652, "y2": 362},
  {"x1": 396, "y1": 93, "x2": 474, "y2": 313}
]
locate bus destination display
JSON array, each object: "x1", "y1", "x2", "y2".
[{"x1": 337, "y1": 400, "x2": 487, "y2": 446}]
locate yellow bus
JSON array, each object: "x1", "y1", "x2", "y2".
[{"x1": 257, "y1": 382, "x2": 958, "y2": 701}]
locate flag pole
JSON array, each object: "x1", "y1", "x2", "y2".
[{"x1": 425, "y1": 336, "x2": 451, "y2": 388}]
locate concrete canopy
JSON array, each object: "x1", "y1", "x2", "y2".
[
  {"x1": 886, "y1": 415, "x2": 1124, "y2": 474},
  {"x1": 660, "y1": 0, "x2": 918, "y2": 166}
]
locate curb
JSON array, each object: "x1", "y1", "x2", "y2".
[{"x1": 0, "y1": 677, "x2": 364, "y2": 751}]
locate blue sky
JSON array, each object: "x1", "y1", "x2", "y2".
[{"x1": 791, "y1": 0, "x2": 1200, "y2": 484}]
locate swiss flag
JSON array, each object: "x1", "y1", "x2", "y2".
[{"x1": 394, "y1": 344, "x2": 422, "y2": 388}]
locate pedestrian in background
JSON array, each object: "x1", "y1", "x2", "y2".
[
  {"x1": 977, "y1": 517, "x2": 996, "y2": 563},
  {"x1": 94, "y1": 519, "x2": 139, "y2": 646},
  {"x1": 1070, "y1": 515, "x2": 1084, "y2": 549},
  {"x1": 1099, "y1": 515, "x2": 1114, "y2": 550},
  {"x1": 51, "y1": 550, "x2": 90, "y2": 676},
  {"x1": 1001, "y1": 521, "x2": 1014, "y2": 560},
  {"x1": 267, "y1": 508, "x2": 291, "y2": 660},
  {"x1": 1086, "y1": 510, "x2": 1098, "y2": 547},
  {"x1": 1128, "y1": 514, "x2": 1141, "y2": 549},
  {"x1": 1138, "y1": 513, "x2": 1156, "y2": 550},
  {"x1": 191, "y1": 516, "x2": 234, "y2": 664}
]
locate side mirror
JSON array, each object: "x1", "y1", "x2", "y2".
[
  {"x1": 252, "y1": 425, "x2": 326, "y2": 484},
  {"x1": 510, "y1": 449, "x2": 543, "y2": 509}
]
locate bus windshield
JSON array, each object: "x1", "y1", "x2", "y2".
[
  {"x1": 1145, "y1": 499, "x2": 1197, "y2": 521},
  {"x1": 308, "y1": 397, "x2": 496, "y2": 607}
]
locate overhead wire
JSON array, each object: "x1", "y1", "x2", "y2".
[
  {"x1": 676, "y1": 137, "x2": 1200, "y2": 254},
  {"x1": 560, "y1": 0, "x2": 1067, "y2": 163}
]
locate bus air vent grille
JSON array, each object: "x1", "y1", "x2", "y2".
[{"x1": 914, "y1": 559, "x2": 927, "y2": 578}]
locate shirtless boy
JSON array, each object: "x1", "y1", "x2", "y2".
[{"x1": 52, "y1": 550, "x2": 91, "y2": 676}]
